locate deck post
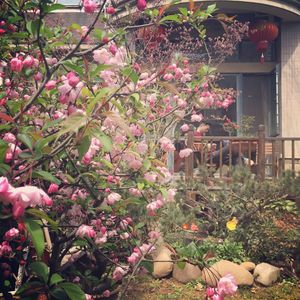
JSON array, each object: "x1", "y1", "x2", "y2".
[
  {"x1": 185, "y1": 129, "x2": 194, "y2": 180},
  {"x1": 258, "y1": 125, "x2": 266, "y2": 180}
]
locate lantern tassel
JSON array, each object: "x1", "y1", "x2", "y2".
[{"x1": 260, "y1": 52, "x2": 265, "y2": 64}]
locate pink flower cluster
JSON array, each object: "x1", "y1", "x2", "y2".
[
  {"x1": 179, "y1": 148, "x2": 193, "y2": 158},
  {"x1": 127, "y1": 243, "x2": 154, "y2": 265},
  {"x1": 0, "y1": 177, "x2": 52, "y2": 219},
  {"x1": 76, "y1": 224, "x2": 96, "y2": 239},
  {"x1": 0, "y1": 241, "x2": 12, "y2": 258},
  {"x1": 3, "y1": 133, "x2": 22, "y2": 163},
  {"x1": 163, "y1": 63, "x2": 192, "y2": 83},
  {"x1": 206, "y1": 274, "x2": 238, "y2": 300},
  {"x1": 83, "y1": 0, "x2": 98, "y2": 14},
  {"x1": 159, "y1": 137, "x2": 175, "y2": 152},
  {"x1": 82, "y1": 138, "x2": 102, "y2": 165},
  {"x1": 58, "y1": 72, "x2": 84, "y2": 104},
  {"x1": 146, "y1": 190, "x2": 175, "y2": 216},
  {"x1": 112, "y1": 266, "x2": 128, "y2": 281}
]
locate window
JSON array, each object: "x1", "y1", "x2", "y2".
[{"x1": 56, "y1": 0, "x2": 82, "y2": 7}]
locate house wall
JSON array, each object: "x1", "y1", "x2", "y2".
[{"x1": 280, "y1": 22, "x2": 300, "y2": 161}]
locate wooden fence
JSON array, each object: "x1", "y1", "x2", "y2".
[{"x1": 168, "y1": 125, "x2": 300, "y2": 180}]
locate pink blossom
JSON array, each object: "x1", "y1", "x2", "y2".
[
  {"x1": 34, "y1": 72, "x2": 42, "y2": 81},
  {"x1": 179, "y1": 148, "x2": 193, "y2": 158},
  {"x1": 136, "y1": 141, "x2": 148, "y2": 154},
  {"x1": 102, "y1": 290, "x2": 111, "y2": 298},
  {"x1": 159, "y1": 137, "x2": 175, "y2": 152},
  {"x1": 0, "y1": 241, "x2": 12, "y2": 257},
  {"x1": 163, "y1": 73, "x2": 174, "y2": 81},
  {"x1": 148, "y1": 230, "x2": 161, "y2": 239},
  {"x1": 109, "y1": 43, "x2": 118, "y2": 55},
  {"x1": 217, "y1": 274, "x2": 238, "y2": 296},
  {"x1": 106, "y1": 6, "x2": 116, "y2": 14},
  {"x1": 4, "y1": 228, "x2": 19, "y2": 241},
  {"x1": 67, "y1": 72, "x2": 80, "y2": 87},
  {"x1": 191, "y1": 114, "x2": 203, "y2": 122},
  {"x1": 144, "y1": 172, "x2": 157, "y2": 183},
  {"x1": 137, "y1": 0, "x2": 147, "y2": 11},
  {"x1": 3, "y1": 133, "x2": 16, "y2": 143},
  {"x1": 128, "y1": 159, "x2": 143, "y2": 170},
  {"x1": 112, "y1": 266, "x2": 128, "y2": 281},
  {"x1": 206, "y1": 287, "x2": 216, "y2": 297},
  {"x1": 47, "y1": 183, "x2": 59, "y2": 194},
  {"x1": 166, "y1": 189, "x2": 176, "y2": 202},
  {"x1": 83, "y1": 0, "x2": 98, "y2": 14},
  {"x1": 129, "y1": 188, "x2": 142, "y2": 197},
  {"x1": 107, "y1": 192, "x2": 121, "y2": 205},
  {"x1": 76, "y1": 225, "x2": 96, "y2": 239},
  {"x1": 157, "y1": 167, "x2": 172, "y2": 184},
  {"x1": 10, "y1": 57, "x2": 23, "y2": 72},
  {"x1": 130, "y1": 124, "x2": 144, "y2": 137},
  {"x1": 45, "y1": 80, "x2": 56, "y2": 90},
  {"x1": 93, "y1": 48, "x2": 110, "y2": 64},
  {"x1": 95, "y1": 234, "x2": 107, "y2": 245},
  {"x1": 180, "y1": 124, "x2": 189, "y2": 132},
  {"x1": 127, "y1": 252, "x2": 140, "y2": 264},
  {"x1": 85, "y1": 294, "x2": 93, "y2": 300},
  {"x1": 23, "y1": 56, "x2": 35, "y2": 68}
]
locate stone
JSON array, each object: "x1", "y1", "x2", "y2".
[
  {"x1": 202, "y1": 260, "x2": 254, "y2": 287},
  {"x1": 240, "y1": 262, "x2": 256, "y2": 272},
  {"x1": 253, "y1": 263, "x2": 280, "y2": 286},
  {"x1": 152, "y1": 245, "x2": 174, "y2": 278},
  {"x1": 172, "y1": 262, "x2": 202, "y2": 283}
]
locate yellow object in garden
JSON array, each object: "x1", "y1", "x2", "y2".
[{"x1": 226, "y1": 217, "x2": 238, "y2": 231}]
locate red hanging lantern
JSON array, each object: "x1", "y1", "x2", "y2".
[
  {"x1": 137, "y1": 26, "x2": 166, "y2": 50},
  {"x1": 248, "y1": 20, "x2": 279, "y2": 63}
]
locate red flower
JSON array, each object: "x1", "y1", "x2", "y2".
[{"x1": 137, "y1": 0, "x2": 147, "y2": 11}]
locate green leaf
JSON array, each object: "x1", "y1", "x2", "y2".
[
  {"x1": 121, "y1": 67, "x2": 139, "y2": 84},
  {"x1": 44, "y1": 3, "x2": 65, "y2": 13},
  {"x1": 17, "y1": 134, "x2": 33, "y2": 150},
  {"x1": 15, "y1": 281, "x2": 44, "y2": 296},
  {"x1": 32, "y1": 170, "x2": 61, "y2": 185},
  {"x1": 0, "y1": 140, "x2": 8, "y2": 163},
  {"x1": 93, "y1": 28, "x2": 103, "y2": 40},
  {"x1": 26, "y1": 19, "x2": 40, "y2": 37},
  {"x1": 160, "y1": 15, "x2": 182, "y2": 24},
  {"x1": 59, "y1": 282, "x2": 86, "y2": 300},
  {"x1": 178, "y1": 7, "x2": 188, "y2": 16},
  {"x1": 62, "y1": 60, "x2": 84, "y2": 77},
  {"x1": 77, "y1": 135, "x2": 91, "y2": 160},
  {"x1": 98, "y1": 134, "x2": 112, "y2": 152},
  {"x1": 90, "y1": 64, "x2": 111, "y2": 78},
  {"x1": 69, "y1": 23, "x2": 81, "y2": 30},
  {"x1": 29, "y1": 261, "x2": 49, "y2": 283},
  {"x1": 0, "y1": 163, "x2": 10, "y2": 176},
  {"x1": 87, "y1": 87, "x2": 112, "y2": 115},
  {"x1": 140, "y1": 260, "x2": 154, "y2": 273},
  {"x1": 207, "y1": 4, "x2": 217, "y2": 15},
  {"x1": 42, "y1": 118, "x2": 63, "y2": 131},
  {"x1": 177, "y1": 261, "x2": 186, "y2": 270},
  {"x1": 50, "y1": 273, "x2": 64, "y2": 286},
  {"x1": 26, "y1": 208, "x2": 58, "y2": 230},
  {"x1": 24, "y1": 219, "x2": 45, "y2": 258}
]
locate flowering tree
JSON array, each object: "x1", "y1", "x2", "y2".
[{"x1": 0, "y1": 1, "x2": 247, "y2": 299}]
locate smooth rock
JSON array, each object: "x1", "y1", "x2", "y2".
[
  {"x1": 202, "y1": 260, "x2": 254, "y2": 286},
  {"x1": 253, "y1": 263, "x2": 280, "y2": 286},
  {"x1": 173, "y1": 262, "x2": 202, "y2": 283},
  {"x1": 152, "y1": 245, "x2": 174, "y2": 278},
  {"x1": 240, "y1": 262, "x2": 256, "y2": 272}
]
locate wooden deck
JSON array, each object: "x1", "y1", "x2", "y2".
[{"x1": 168, "y1": 125, "x2": 300, "y2": 180}]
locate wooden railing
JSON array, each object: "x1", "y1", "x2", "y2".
[{"x1": 168, "y1": 125, "x2": 300, "y2": 180}]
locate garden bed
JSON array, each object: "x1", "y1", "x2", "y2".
[{"x1": 123, "y1": 276, "x2": 300, "y2": 300}]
